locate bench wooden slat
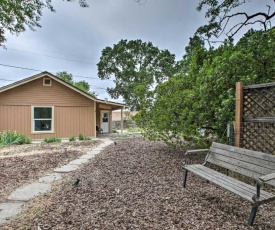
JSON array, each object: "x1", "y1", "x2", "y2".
[
  {"x1": 210, "y1": 146, "x2": 275, "y2": 170},
  {"x1": 260, "y1": 172, "x2": 275, "y2": 182},
  {"x1": 206, "y1": 155, "x2": 262, "y2": 182},
  {"x1": 185, "y1": 165, "x2": 275, "y2": 204},
  {"x1": 212, "y1": 142, "x2": 275, "y2": 163},
  {"x1": 207, "y1": 144, "x2": 275, "y2": 186},
  {"x1": 207, "y1": 154, "x2": 275, "y2": 183}
]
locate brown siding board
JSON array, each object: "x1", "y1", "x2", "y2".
[
  {"x1": 0, "y1": 78, "x2": 95, "y2": 107},
  {"x1": 0, "y1": 105, "x2": 95, "y2": 139}
]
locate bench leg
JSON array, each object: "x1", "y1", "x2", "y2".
[
  {"x1": 248, "y1": 206, "x2": 258, "y2": 226},
  {"x1": 183, "y1": 170, "x2": 188, "y2": 188}
]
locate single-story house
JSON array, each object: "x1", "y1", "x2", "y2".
[{"x1": 0, "y1": 71, "x2": 127, "y2": 139}]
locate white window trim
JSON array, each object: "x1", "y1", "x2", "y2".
[
  {"x1": 31, "y1": 106, "x2": 54, "y2": 134},
  {"x1": 43, "y1": 78, "x2": 52, "y2": 86}
]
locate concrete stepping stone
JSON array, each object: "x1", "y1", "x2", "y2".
[
  {"x1": 78, "y1": 154, "x2": 96, "y2": 159},
  {"x1": 8, "y1": 183, "x2": 51, "y2": 201},
  {"x1": 54, "y1": 164, "x2": 79, "y2": 173},
  {"x1": 69, "y1": 158, "x2": 89, "y2": 165},
  {"x1": 86, "y1": 150, "x2": 101, "y2": 154},
  {"x1": 0, "y1": 203, "x2": 23, "y2": 225},
  {"x1": 38, "y1": 173, "x2": 62, "y2": 183}
]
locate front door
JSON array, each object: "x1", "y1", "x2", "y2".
[{"x1": 101, "y1": 112, "x2": 109, "y2": 133}]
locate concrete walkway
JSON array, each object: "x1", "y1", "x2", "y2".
[{"x1": 0, "y1": 138, "x2": 113, "y2": 226}]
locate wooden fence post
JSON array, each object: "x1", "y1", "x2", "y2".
[{"x1": 235, "y1": 82, "x2": 243, "y2": 147}]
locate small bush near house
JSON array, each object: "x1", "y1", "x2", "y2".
[
  {"x1": 44, "y1": 137, "x2": 62, "y2": 143},
  {"x1": 79, "y1": 134, "x2": 92, "y2": 141},
  {"x1": 69, "y1": 136, "x2": 76, "y2": 142},
  {"x1": 0, "y1": 131, "x2": 31, "y2": 146},
  {"x1": 112, "y1": 129, "x2": 118, "y2": 133},
  {"x1": 79, "y1": 133, "x2": 85, "y2": 141}
]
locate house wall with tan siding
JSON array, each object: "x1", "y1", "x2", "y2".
[{"x1": 0, "y1": 77, "x2": 95, "y2": 139}]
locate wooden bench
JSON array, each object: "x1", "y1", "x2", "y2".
[{"x1": 183, "y1": 142, "x2": 275, "y2": 226}]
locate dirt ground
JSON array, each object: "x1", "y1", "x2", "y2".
[
  {"x1": 0, "y1": 140, "x2": 102, "y2": 202},
  {"x1": 1, "y1": 138, "x2": 275, "y2": 229}
]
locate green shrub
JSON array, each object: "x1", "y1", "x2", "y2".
[
  {"x1": 44, "y1": 136, "x2": 62, "y2": 143},
  {"x1": 127, "y1": 127, "x2": 142, "y2": 132},
  {"x1": 79, "y1": 133, "x2": 85, "y2": 141},
  {"x1": 69, "y1": 136, "x2": 76, "y2": 142},
  {"x1": 112, "y1": 129, "x2": 118, "y2": 133},
  {"x1": 0, "y1": 130, "x2": 32, "y2": 146}
]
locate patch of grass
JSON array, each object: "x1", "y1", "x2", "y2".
[
  {"x1": 0, "y1": 130, "x2": 31, "y2": 146},
  {"x1": 112, "y1": 134, "x2": 137, "y2": 140},
  {"x1": 44, "y1": 137, "x2": 62, "y2": 143},
  {"x1": 69, "y1": 136, "x2": 76, "y2": 142},
  {"x1": 79, "y1": 133, "x2": 85, "y2": 141},
  {"x1": 127, "y1": 127, "x2": 142, "y2": 132},
  {"x1": 79, "y1": 133, "x2": 92, "y2": 141}
]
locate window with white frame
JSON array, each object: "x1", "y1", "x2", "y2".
[{"x1": 32, "y1": 107, "x2": 54, "y2": 132}]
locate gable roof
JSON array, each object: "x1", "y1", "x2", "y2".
[{"x1": 0, "y1": 71, "x2": 128, "y2": 109}]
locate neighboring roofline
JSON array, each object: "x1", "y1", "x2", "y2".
[{"x1": 0, "y1": 71, "x2": 129, "y2": 109}]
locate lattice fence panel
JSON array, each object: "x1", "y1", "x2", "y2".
[
  {"x1": 243, "y1": 87, "x2": 275, "y2": 118},
  {"x1": 240, "y1": 122, "x2": 275, "y2": 154},
  {"x1": 241, "y1": 84, "x2": 275, "y2": 154}
]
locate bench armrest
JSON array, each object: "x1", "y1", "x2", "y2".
[
  {"x1": 259, "y1": 172, "x2": 275, "y2": 182},
  {"x1": 185, "y1": 149, "x2": 209, "y2": 155},
  {"x1": 253, "y1": 174, "x2": 275, "y2": 202}
]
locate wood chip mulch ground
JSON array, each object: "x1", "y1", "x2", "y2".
[
  {"x1": 0, "y1": 140, "x2": 102, "y2": 203},
  {"x1": 2, "y1": 138, "x2": 275, "y2": 229}
]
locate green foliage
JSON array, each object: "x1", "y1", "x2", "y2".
[
  {"x1": 0, "y1": 0, "x2": 88, "y2": 46},
  {"x1": 112, "y1": 129, "x2": 118, "y2": 133},
  {"x1": 69, "y1": 136, "x2": 76, "y2": 142},
  {"x1": 78, "y1": 133, "x2": 85, "y2": 141},
  {"x1": 56, "y1": 71, "x2": 98, "y2": 97},
  {"x1": 0, "y1": 131, "x2": 31, "y2": 146},
  {"x1": 134, "y1": 28, "x2": 275, "y2": 147},
  {"x1": 78, "y1": 133, "x2": 92, "y2": 141},
  {"x1": 127, "y1": 127, "x2": 142, "y2": 133},
  {"x1": 97, "y1": 39, "x2": 177, "y2": 110},
  {"x1": 44, "y1": 136, "x2": 61, "y2": 143}
]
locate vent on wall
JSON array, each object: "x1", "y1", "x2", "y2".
[{"x1": 43, "y1": 78, "x2": 52, "y2": 86}]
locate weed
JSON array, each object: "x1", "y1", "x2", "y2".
[
  {"x1": 69, "y1": 136, "x2": 76, "y2": 142},
  {"x1": 79, "y1": 133, "x2": 85, "y2": 141},
  {"x1": 0, "y1": 130, "x2": 32, "y2": 146},
  {"x1": 44, "y1": 136, "x2": 62, "y2": 143}
]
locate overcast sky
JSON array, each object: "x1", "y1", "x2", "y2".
[{"x1": 0, "y1": 0, "x2": 274, "y2": 102}]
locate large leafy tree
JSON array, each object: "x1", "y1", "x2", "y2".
[
  {"x1": 0, "y1": 0, "x2": 88, "y2": 46},
  {"x1": 97, "y1": 39, "x2": 177, "y2": 110},
  {"x1": 56, "y1": 71, "x2": 98, "y2": 97},
  {"x1": 196, "y1": 0, "x2": 275, "y2": 41},
  {"x1": 135, "y1": 28, "x2": 275, "y2": 146}
]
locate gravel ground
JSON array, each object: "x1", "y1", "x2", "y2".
[
  {"x1": 0, "y1": 140, "x2": 102, "y2": 202},
  {"x1": 2, "y1": 138, "x2": 275, "y2": 229}
]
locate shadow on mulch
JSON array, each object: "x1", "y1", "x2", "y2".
[{"x1": 2, "y1": 138, "x2": 275, "y2": 229}]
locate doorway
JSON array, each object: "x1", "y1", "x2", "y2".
[{"x1": 101, "y1": 111, "x2": 110, "y2": 133}]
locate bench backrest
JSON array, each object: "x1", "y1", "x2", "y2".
[{"x1": 206, "y1": 142, "x2": 275, "y2": 186}]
